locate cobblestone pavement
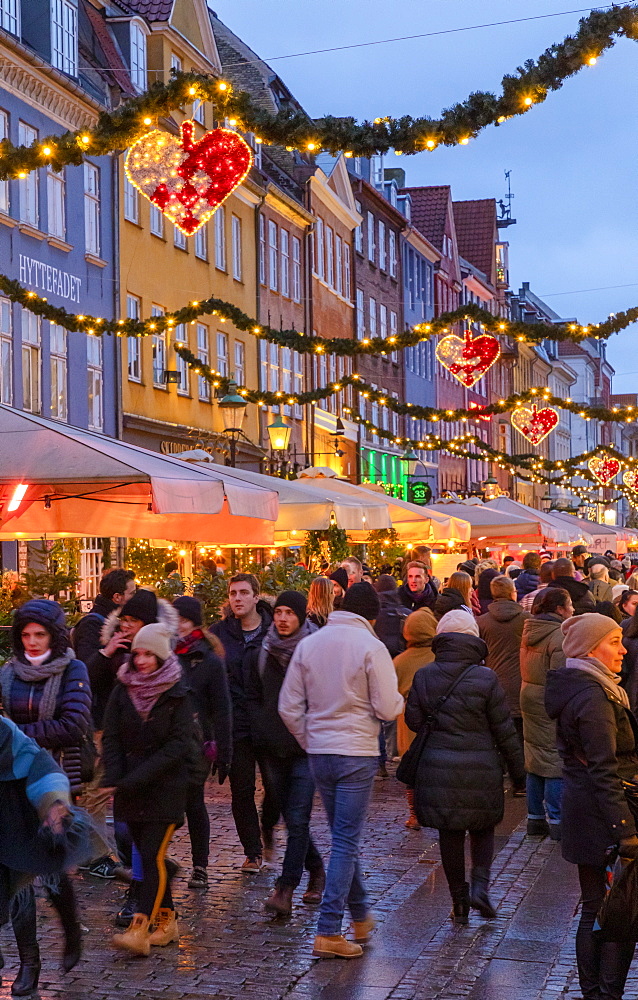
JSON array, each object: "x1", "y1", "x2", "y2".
[{"x1": 1, "y1": 765, "x2": 636, "y2": 1000}]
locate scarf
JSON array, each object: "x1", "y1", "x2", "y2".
[
  {"x1": 258, "y1": 619, "x2": 316, "y2": 677},
  {"x1": 565, "y1": 655, "x2": 631, "y2": 709},
  {"x1": 175, "y1": 629, "x2": 205, "y2": 657},
  {"x1": 1, "y1": 650, "x2": 73, "y2": 722},
  {"x1": 117, "y1": 652, "x2": 182, "y2": 720}
]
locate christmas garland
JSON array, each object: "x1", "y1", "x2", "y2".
[{"x1": 0, "y1": 6, "x2": 636, "y2": 177}]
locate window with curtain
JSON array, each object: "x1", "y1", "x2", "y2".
[
  {"x1": 126, "y1": 295, "x2": 141, "y2": 381},
  {"x1": 87, "y1": 335, "x2": 103, "y2": 430},
  {"x1": 49, "y1": 323, "x2": 67, "y2": 421}
]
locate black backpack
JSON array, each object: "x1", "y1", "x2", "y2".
[{"x1": 375, "y1": 604, "x2": 411, "y2": 658}]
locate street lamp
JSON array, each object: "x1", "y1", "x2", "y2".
[
  {"x1": 267, "y1": 415, "x2": 292, "y2": 452},
  {"x1": 218, "y1": 377, "x2": 247, "y2": 467},
  {"x1": 401, "y1": 448, "x2": 419, "y2": 477},
  {"x1": 482, "y1": 474, "x2": 500, "y2": 501},
  {"x1": 541, "y1": 490, "x2": 553, "y2": 512}
]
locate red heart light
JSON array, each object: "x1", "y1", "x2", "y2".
[
  {"x1": 510, "y1": 404, "x2": 559, "y2": 445},
  {"x1": 588, "y1": 454, "x2": 621, "y2": 486},
  {"x1": 435, "y1": 331, "x2": 500, "y2": 388},
  {"x1": 468, "y1": 401, "x2": 492, "y2": 422},
  {"x1": 125, "y1": 122, "x2": 253, "y2": 236},
  {"x1": 623, "y1": 470, "x2": 638, "y2": 491}
]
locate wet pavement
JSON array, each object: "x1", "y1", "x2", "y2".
[{"x1": 1, "y1": 764, "x2": 636, "y2": 1000}]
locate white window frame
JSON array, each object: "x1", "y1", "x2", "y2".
[
  {"x1": 18, "y1": 122, "x2": 38, "y2": 226},
  {"x1": 174, "y1": 224, "x2": 187, "y2": 250},
  {"x1": 234, "y1": 341, "x2": 245, "y2": 385},
  {"x1": 174, "y1": 324, "x2": 189, "y2": 395},
  {"x1": 354, "y1": 201, "x2": 362, "y2": 253},
  {"x1": 84, "y1": 162, "x2": 100, "y2": 256},
  {"x1": 280, "y1": 228, "x2": 289, "y2": 297},
  {"x1": 21, "y1": 310, "x2": 40, "y2": 414},
  {"x1": 379, "y1": 303, "x2": 387, "y2": 339},
  {"x1": 378, "y1": 220, "x2": 386, "y2": 271},
  {"x1": 0, "y1": 0, "x2": 18, "y2": 35},
  {"x1": 0, "y1": 111, "x2": 8, "y2": 213},
  {"x1": 193, "y1": 99, "x2": 205, "y2": 125},
  {"x1": 195, "y1": 223, "x2": 207, "y2": 260},
  {"x1": 390, "y1": 311, "x2": 398, "y2": 361},
  {"x1": 214, "y1": 206, "x2": 226, "y2": 270},
  {"x1": 268, "y1": 220, "x2": 278, "y2": 291},
  {"x1": 232, "y1": 214, "x2": 242, "y2": 280},
  {"x1": 150, "y1": 203, "x2": 163, "y2": 238},
  {"x1": 170, "y1": 52, "x2": 182, "y2": 75},
  {"x1": 49, "y1": 323, "x2": 67, "y2": 421},
  {"x1": 123, "y1": 174, "x2": 138, "y2": 224},
  {"x1": 87, "y1": 335, "x2": 103, "y2": 431},
  {"x1": 389, "y1": 230, "x2": 397, "y2": 278},
  {"x1": 130, "y1": 21, "x2": 147, "y2": 92},
  {"x1": 51, "y1": 0, "x2": 77, "y2": 76},
  {"x1": 126, "y1": 294, "x2": 141, "y2": 382},
  {"x1": 343, "y1": 243, "x2": 351, "y2": 301},
  {"x1": 367, "y1": 211, "x2": 375, "y2": 263},
  {"x1": 47, "y1": 167, "x2": 65, "y2": 239},
  {"x1": 0, "y1": 296, "x2": 11, "y2": 405},
  {"x1": 259, "y1": 214, "x2": 266, "y2": 285},
  {"x1": 293, "y1": 351, "x2": 303, "y2": 418},
  {"x1": 292, "y1": 236, "x2": 301, "y2": 303},
  {"x1": 356, "y1": 289, "x2": 365, "y2": 339},
  {"x1": 335, "y1": 236, "x2": 343, "y2": 296},
  {"x1": 314, "y1": 217, "x2": 324, "y2": 279},
  {"x1": 325, "y1": 225, "x2": 334, "y2": 288},
  {"x1": 197, "y1": 324, "x2": 210, "y2": 401},
  {"x1": 151, "y1": 305, "x2": 166, "y2": 387},
  {"x1": 216, "y1": 331, "x2": 229, "y2": 376},
  {"x1": 369, "y1": 298, "x2": 377, "y2": 337}
]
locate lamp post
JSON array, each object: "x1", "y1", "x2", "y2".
[
  {"x1": 482, "y1": 474, "x2": 500, "y2": 501},
  {"x1": 218, "y1": 377, "x2": 247, "y2": 468},
  {"x1": 267, "y1": 415, "x2": 292, "y2": 476},
  {"x1": 400, "y1": 447, "x2": 419, "y2": 478}
]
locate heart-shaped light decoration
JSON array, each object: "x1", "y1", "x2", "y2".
[
  {"x1": 435, "y1": 331, "x2": 500, "y2": 388},
  {"x1": 125, "y1": 122, "x2": 253, "y2": 236},
  {"x1": 623, "y1": 470, "x2": 638, "y2": 491},
  {"x1": 468, "y1": 401, "x2": 492, "y2": 422},
  {"x1": 588, "y1": 454, "x2": 621, "y2": 486},
  {"x1": 510, "y1": 404, "x2": 559, "y2": 445}
]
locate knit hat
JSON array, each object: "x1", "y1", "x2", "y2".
[
  {"x1": 375, "y1": 574, "x2": 397, "y2": 594},
  {"x1": 458, "y1": 560, "x2": 477, "y2": 578},
  {"x1": 274, "y1": 590, "x2": 307, "y2": 626},
  {"x1": 173, "y1": 595, "x2": 203, "y2": 627},
  {"x1": 436, "y1": 609, "x2": 479, "y2": 636},
  {"x1": 13, "y1": 599, "x2": 69, "y2": 660},
  {"x1": 572, "y1": 545, "x2": 589, "y2": 558},
  {"x1": 329, "y1": 568, "x2": 348, "y2": 591},
  {"x1": 120, "y1": 588, "x2": 158, "y2": 625},
  {"x1": 131, "y1": 623, "x2": 171, "y2": 662},
  {"x1": 561, "y1": 613, "x2": 621, "y2": 658},
  {"x1": 342, "y1": 582, "x2": 381, "y2": 621}
]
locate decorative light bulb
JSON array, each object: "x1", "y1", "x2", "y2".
[
  {"x1": 143, "y1": 117, "x2": 152, "y2": 126},
  {"x1": 523, "y1": 97, "x2": 533, "y2": 106},
  {"x1": 459, "y1": 137, "x2": 469, "y2": 145},
  {"x1": 218, "y1": 82, "x2": 228, "y2": 91}
]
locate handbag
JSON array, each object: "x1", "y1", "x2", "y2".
[{"x1": 396, "y1": 665, "x2": 474, "y2": 788}]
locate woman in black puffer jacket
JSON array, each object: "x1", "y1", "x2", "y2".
[
  {"x1": 0, "y1": 599, "x2": 91, "y2": 995},
  {"x1": 405, "y1": 631, "x2": 524, "y2": 924}
]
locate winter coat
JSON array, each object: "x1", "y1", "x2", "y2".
[
  {"x1": 588, "y1": 578, "x2": 614, "y2": 604},
  {"x1": 210, "y1": 600, "x2": 272, "y2": 741},
  {"x1": 101, "y1": 679, "x2": 194, "y2": 825},
  {"x1": 71, "y1": 594, "x2": 117, "y2": 669},
  {"x1": 548, "y1": 577, "x2": 596, "y2": 615},
  {"x1": 398, "y1": 580, "x2": 438, "y2": 613},
  {"x1": 519, "y1": 614, "x2": 565, "y2": 778},
  {"x1": 477, "y1": 569, "x2": 499, "y2": 615},
  {"x1": 393, "y1": 608, "x2": 437, "y2": 755},
  {"x1": 87, "y1": 598, "x2": 178, "y2": 730},
  {"x1": 433, "y1": 587, "x2": 467, "y2": 620},
  {"x1": 405, "y1": 634, "x2": 525, "y2": 831},
  {"x1": 477, "y1": 599, "x2": 530, "y2": 718},
  {"x1": 515, "y1": 570, "x2": 540, "y2": 599},
  {"x1": 545, "y1": 666, "x2": 638, "y2": 866},
  {"x1": 621, "y1": 619, "x2": 638, "y2": 713},
  {"x1": 176, "y1": 632, "x2": 233, "y2": 771},
  {"x1": 374, "y1": 591, "x2": 410, "y2": 658},
  {"x1": 0, "y1": 654, "x2": 92, "y2": 794}
]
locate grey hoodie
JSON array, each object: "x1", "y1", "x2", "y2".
[{"x1": 478, "y1": 599, "x2": 531, "y2": 717}]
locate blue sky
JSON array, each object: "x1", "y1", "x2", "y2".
[{"x1": 212, "y1": 1, "x2": 638, "y2": 392}]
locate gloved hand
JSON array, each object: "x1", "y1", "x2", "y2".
[
  {"x1": 619, "y1": 835, "x2": 638, "y2": 859},
  {"x1": 213, "y1": 761, "x2": 230, "y2": 786}
]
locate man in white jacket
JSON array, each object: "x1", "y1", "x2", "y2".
[{"x1": 279, "y1": 582, "x2": 403, "y2": 959}]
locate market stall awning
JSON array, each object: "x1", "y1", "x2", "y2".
[
  {"x1": 544, "y1": 509, "x2": 633, "y2": 554},
  {"x1": 0, "y1": 407, "x2": 278, "y2": 545},
  {"x1": 482, "y1": 497, "x2": 585, "y2": 546},
  {"x1": 427, "y1": 498, "x2": 545, "y2": 544}
]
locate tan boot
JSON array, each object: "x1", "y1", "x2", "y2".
[
  {"x1": 112, "y1": 913, "x2": 150, "y2": 956},
  {"x1": 312, "y1": 934, "x2": 363, "y2": 959},
  {"x1": 405, "y1": 789, "x2": 421, "y2": 830},
  {"x1": 148, "y1": 908, "x2": 179, "y2": 946},
  {"x1": 351, "y1": 912, "x2": 376, "y2": 943}
]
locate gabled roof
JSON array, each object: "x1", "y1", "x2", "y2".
[
  {"x1": 84, "y1": 2, "x2": 137, "y2": 97},
  {"x1": 452, "y1": 199, "x2": 497, "y2": 286},
  {"x1": 401, "y1": 185, "x2": 450, "y2": 252},
  {"x1": 123, "y1": 0, "x2": 173, "y2": 20}
]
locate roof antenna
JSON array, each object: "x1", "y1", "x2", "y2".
[{"x1": 497, "y1": 170, "x2": 517, "y2": 228}]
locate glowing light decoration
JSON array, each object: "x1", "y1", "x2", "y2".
[
  {"x1": 468, "y1": 401, "x2": 492, "y2": 422},
  {"x1": 588, "y1": 453, "x2": 621, "y2": 486},
  {"x1": 435, "y1": 330, "x2": 500, "y2": 388},
  {"x1": 124, "y1": 122, "x2": 253, "y2": 236},
  {"x1": 510, "y1": 404, "x2": 559, "y2": 445},
  {"x1": 623, "y1": 470, "x2": 638, "y2": 491}
]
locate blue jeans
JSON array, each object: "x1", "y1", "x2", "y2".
[
  {"x1": 309, "y1": 754, "x2": 377, "y2": 936},
  {"x1": 526, "y1": 772, "x2": 563, "y2": 823},
  {"x1": 261, "y1": 754, "x2": 323, "y2": 888}
]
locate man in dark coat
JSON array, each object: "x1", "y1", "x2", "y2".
[
  {"x1": 548, "y1": 558, "x2": 596, "y2": 615},
  {"x1": 72, "y1": 569, "x2": 136, "y2": 669},
  {"x1": 210, "y1": 573, "x2": 277, "y2": 869},
  {"x1": 478, "y1": 574, "x2": 531, "y2": 749},
  {"x1": 398, "y1": 561, "x2": 438, "y2": 612},
  {"x1": 373, "y1": 575, "x2": 410, "y2": 658},
  {"x1": 515, "y1": 552, "x2": 541, "y2": 600}
]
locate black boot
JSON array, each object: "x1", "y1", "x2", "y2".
[
  {"x1": 47, "y1": 874, "x2": 82, "y2": 973},
  {"x1": 11, "y1": 889, "x2": 41, "y2": 997},
  {"x1": 450, "y1": 882, "x2": 470, "y2": 925},
  {"x1": 115, "y1": 881, "x2": 140, "y2": 928},
  {"x1": 470, "y1": 865, "x2": 497, "y2": 918}
]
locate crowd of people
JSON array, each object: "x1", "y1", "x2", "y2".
[{"x1": 1, "y1": 545, "x2": 638, "y2": 996}]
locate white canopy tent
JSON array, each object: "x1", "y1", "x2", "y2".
[
  {"x1": 543, "y1": 509, "x2": 635, "y2": 555},
  {"x1": 426, "y1": 498, "x2": 545, "y2": 545},
  {"x1": 482, "y1": 497, "x2": 587, "y2": 547}
]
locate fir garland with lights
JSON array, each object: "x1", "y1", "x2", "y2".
[{"x1": 0, "y1": 6, "x2": 636, "y2": 178}]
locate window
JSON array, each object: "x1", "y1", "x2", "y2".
[
  {"x1": 356, "y1": 289, "x2": 364, "y2": 339},
  {"x1": 367, "y1": 211, "x2": 375, "y2": 263},
  {"x1": 354, "y1": 201, "x2": 362, "y2": 253},
  {"x1": 123, "y1": 174, "x2": 138, "y2": 224},
  {"x1": 325, "y1": 226, "x2": 334, "y2": 288},
  {"x1": 389, "y1": 230, "x2": 397, "y2": 278},
  {"x1": 335, "y1": 237, "x2": 343, "y2": 296},
  {"x1": 150, "y1": 203, "x2": 163, "y2": 237},
  {"x1": 352, "y1": 157, "x2": 362, "y2": 175},
  {"x1": 293, "y1": 351, "x2": 303, "y2": 418},
  {"x1": 18, "y1": 123, "x2": 38, "y2": 226},
  {"x1": 0, "y1": 0, "x2": 18, "y2": 34},
  {"x1": 234, "y1": 341, "x2": 245, "y2": 385},
  {"x1": 0, "y1": 296, "x2": 11, "y2": 403},
  {"x1": 379, "y1": 303, "x2": 387, "y2": 339},
  {"x1": 130, "y1": 21, "x2": 147, "y2": 91},
  {"x1": 195, "y1": 223, "x2": 207, "y2": 260},
  {"x1": 214, "y1": 206, "x2": 226, "y2": 270},
  {"x1": 378, "y1": 221, "x2": 386, "y2": 270},
  {"x1": 391, "y1": 393, "x2": 399, "y2": 436},
  {"x1": 314, "y1": 217, "x2": 324, "y2": 278},
  {"x1": 21, "y1": 309, "x2": 40, "y2": 413},
  {"x1": 292, "y1": 236, "x2": 301, "y2": 303},
  {"x1": 193, "y1": 99, "x2": 205, "y2": 125},
  {"x1": 390, "y1": 311, "x2": 398, "y2": 360},
  {"x1": 87, "y1": 335, "x2": 103, "y2": 430},
  {"x1": 369, "y1": 298, "x2": 377, "y2": 337},
  {"x1": 52, "y1": 0, "x2": 77, "y2": 75},
  {"x1": 197, "y1": 324, "x2": 210, "y2": 401},
  {"x1": 174, "y1": 324, "x2": 188, "y2": 394},
  {"x1": 216, "y1": 331, "x2": 228, "y2": 376},
  {"x1": 232, "y1": 215, "x2": 242, "y2": 280},
  {"x1": 49, "y1": 323, "x2": 67, "y2": 421},
  {"x1": 343, "y1": 244, "x2": 351, "y2": 301},
  {"x1": 174, "y1": 225, "x2": 186, "y2": 250},
  {"x1": 126, "y1": 295, "x2": 141, "y2": 381},
  {"x1": 151, "y1": 305, "x2": 165, "y2": 387},
  {"x1": 268, "y1": 220, "x2": 278, "y2": 291},
  {"x1": 170, "y1": 53, "x2": 182, "y2": 75},
  {"x1": 47, "y1": 168, "x2": 65, "y2": 238},
  {"x1": 84, "y1": 162, "x2": 100, "y2": 256},
  {"x1": 0, "y1": 112, "x2": 8, "y2": 213},
  {"x1": 280, "y1": 229, "x2": 289, "y2": 297},
  {"x1": 259, "y1": 215, "x2": 266, "y2": 285}
]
